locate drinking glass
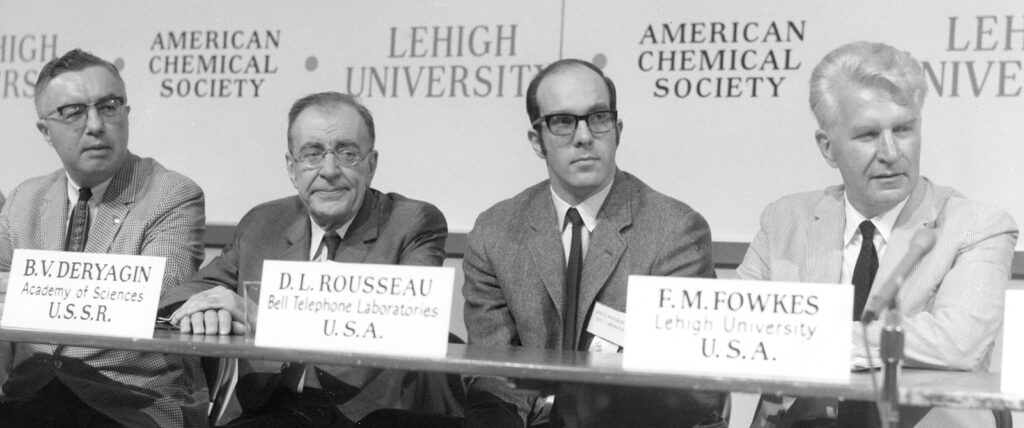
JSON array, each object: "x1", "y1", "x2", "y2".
[{"x1": 241, "y1": 281, "x2": 261, "y2": 339}]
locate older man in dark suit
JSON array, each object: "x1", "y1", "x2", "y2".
[
  {"x1": 462, "y1": 59, "x2": 727, "y2": 428},
  {"x1": 165, "y1": 92, "x2": 459, "y2": 427},
  {"x1": 0, "y1": 49, "x2": 208, "y2": 426}
]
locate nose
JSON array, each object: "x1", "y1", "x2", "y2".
[
  {"x1": 877, "y1": 130, "x2": 899, "y2": 162},
  {"x1": 318, "y1": 152, "x2": 343, "y2": 178},
  {"x1": 573, "y1": 118, "x2": 594, "y2": 147},
  {"x1": 83, "y1": 107, "x2": 105, "y2": 136}
]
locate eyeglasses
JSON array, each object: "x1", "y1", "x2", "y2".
[
  {"x1": 292, "y1": 148, "x2": 373, "y2": 169},
  {"x1": 532, "y1": 110, "x2": 617, "y2": 137},
  {"x1": 44, "y1": 96, "x2": 127, "y2": 129}
]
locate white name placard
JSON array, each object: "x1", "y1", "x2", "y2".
[
  {"x1": 1, "y1": 249, "x2": 165, "y2": 338},
  {"x1": 623, "y1": 276, "x2": 851, "y2": 383},
  {"x1": 1002, "y1": 290, "x2": 1023, "y2": 393},
  {"x1": 254, "y1": 260, "x2": 454, "y2": 357}
]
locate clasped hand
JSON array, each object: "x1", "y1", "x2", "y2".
[{"x1": 169, "y1": 286, "x2": 250, "y2": 335}]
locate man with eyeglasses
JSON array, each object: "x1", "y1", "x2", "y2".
[
  {"x1": 163, "y1": 92, "x2": 461, "y2": 426},
  {"x1": 0, "y1": 49, "x2": 208, "y2": 425},
  {"x1": 462, "y1": 59, "x2": 726, "y2": 428}
]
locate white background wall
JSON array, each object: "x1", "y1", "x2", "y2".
[{"x1": 1, "y1": 0, "x2": 1021, "y2": 248}]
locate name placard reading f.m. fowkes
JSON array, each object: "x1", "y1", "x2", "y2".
[
  {"x1": 255, "y1": 260, "x2": 454, "y2": 357},
  {"x1": 1, "y1": 249, "x2": 165, "y2": 338},
  {"x1": 623, "y1": 276, "x2": 851, "y2": 383}
]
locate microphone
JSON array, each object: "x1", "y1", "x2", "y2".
[{"x1": 861, "y1": 228, "x2": 936, "y2": 323}]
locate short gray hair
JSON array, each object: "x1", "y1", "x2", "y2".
[
  {"x1": 287, "y1": 92, "x2": 375, "y2": 153},
  {"x1": 809, "y1": 41, "x2": 927, "y2": 131}
]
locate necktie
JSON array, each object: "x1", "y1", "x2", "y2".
[
  {"x1": 291, "y1": 230, "x2": 343, "y2": 391},
  {"x1": 64, "y1": 187, "x2": 92, "y2": 252},
  {"x1": 323, "y1": 231, "x2": 342, "y2": 261},
  {"x1": 563, "y1": 208, "x2": 584, "y2": 351},
  {"x1": 839, "y1": 220, "x2": 880, "y2": 427},
  {"x1": 851, "y1": 220, "x2": 878, "y2": 321}
]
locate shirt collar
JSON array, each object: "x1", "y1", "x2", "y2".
[
  {"x1": 308, "y1": 215, "x2": 355, "y2": 260},
  {"x1": 551, "y1": 177, "x2": 614, "y2": 233},
  {"x1": 65, "y1": 173, "x2": 112, "y2": 207},
  {"x1": 843, "y1": 194, "x2": 908, "y2": 247}
]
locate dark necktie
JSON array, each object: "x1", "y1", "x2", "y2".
[
  {"x1": 64, "y1": 187, "x2": 92, "y2": 252},
  {"x1": 839, "y1": 220, "x2": 880, "y2": 427},
  {"x1": 323, "y1": 231, "x2": 342, "y2": 261},
  {"x1": 563, "y1": 208, "x2": 584, "y2": 351},
  {"x1": 851, "y1": 220, "x2": 878, "y2": 321}
]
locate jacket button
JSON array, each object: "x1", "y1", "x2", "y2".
[{"x1": 53, "y1": 360, "x2": 63, "y2": 369}]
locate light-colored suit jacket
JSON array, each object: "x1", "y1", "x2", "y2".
[
  {"x1": 0, "y1": 153, "x2": 209, "y2": 427},
  {"x1": 738, "y1": 177, "x2": 1018, "y2": 427},
  {"x1": 162, "y1": 189, "x2": 460, "y2": 422},
  {"x1": 463, "y1": 170, "x2": 725, "y2": 428}
]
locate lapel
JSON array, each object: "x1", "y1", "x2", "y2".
[
  {"x1": 577, "y1": 171, "x2": 629, "y2": 314},
  {"x1": 874, "y1": 179, "x2": 934, "y2": 288},
  {"x1": 805, "y1": 187, "x2": 845, "y2": 284},
  {"x1": 282, "y1": 205, "x2": 312, "y2": 261},
  {"x1": 41, "y1": 174, "x2": 69, "y2": 251},
  {"x1": 525, "y1": 186, "x2": 567, "y2": 318},
  {"x1": 336, "y1": 189, "x2": 380, "y2": 262},
  {"x1": 86, "y1": 154, "x2": 140, "y2": 253}
]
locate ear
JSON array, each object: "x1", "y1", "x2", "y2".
[
  {"x1": 286, "y1": 153, "x2": 299, "y2": 189},
  {"x1": 616, "y1": 119, "x2": 624, "y2": 145},
  {"x1": 528, "y1": 128, "x2": 546, "y2": 159},
  {"x1": 36, "y1": 120, "x2": 53, "y2": 146},
  {"x1": 365, "y1": 150, "x2": 378, "y2": 184},
  {"x1": 815, "y1": 129, "x2": 838, "y2": 169}
]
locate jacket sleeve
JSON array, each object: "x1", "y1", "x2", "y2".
[
  {"x1": 462, "y1": 218, "x2": 534, "y2": 428},
  {"x1": 854, "y1": 206, "x2": 1018, "y2": 370}
]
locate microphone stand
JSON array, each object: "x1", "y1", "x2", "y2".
[{"x1": 878, "y1": 300, "x2": 903, "y2": 428}]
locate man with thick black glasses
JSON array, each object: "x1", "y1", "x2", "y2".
[
  {"x1": 0, "y1": 48, "x2": 208, "y2": 426},
  {"x1": 463, "y1": 58, "x2": 727, "y2": 428}
]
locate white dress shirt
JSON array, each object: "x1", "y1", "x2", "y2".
[
  {"x1": 839, "y1": 194, "x2": 907, "y2": 285},
  {"x1": 551, "y1": 178, "x2": 613, "y2": 264}
]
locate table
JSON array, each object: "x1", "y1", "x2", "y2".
[{"x1": 0, "y1": 327, "x2": 1020, "y2": 412}]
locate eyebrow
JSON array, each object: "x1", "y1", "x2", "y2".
[
  {"x1": 55, "y1": 94, "x2": 124, "y2": 108},
  {"x1": 544, "y1": 103, "x2": 611, "y2": 116},
  {"x1": 298, "y1": 140, "x2": 361, "y2": 150}
]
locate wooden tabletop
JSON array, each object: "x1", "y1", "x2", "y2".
[{"x1": 0, "y1": 326, "x2": 1020, "y2": 411}]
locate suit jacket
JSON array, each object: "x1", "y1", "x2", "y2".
[
  {"x1": 162, "y1": 189, "x2": 460, "y2": 422},
  {"x1": 738, "y1": 177, "x2": 1018, "y2": 427},
  {"x1": 463, "y1": 170, "x2": 725, "y2": 428},
  {"x1": 0, "y1": 153, "x2": 209, "y2": 427}
]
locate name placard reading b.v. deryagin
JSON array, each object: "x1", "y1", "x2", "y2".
[
  {"x1": 255, "y1": 260, "x2": 454, "y2": 357},
  {"x1": 623, "y1": 276, "x2": 851, "y2": 383},
  {"x1": 1, "y1": 249, "x2": 165, "y2": 338}
]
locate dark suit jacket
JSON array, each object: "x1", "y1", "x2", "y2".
[
  {"x1": 737, "y1": 178, "x2": 1018, "y2": 427},
  {"x1": 0, "y1": 153, "x2": 209, "y2": 427},
  {"x1": 463, "y1": 170, "x2": 725, "y2": 428},
  {"x1": 162, "y1": 189, "x2": 459, "y2": 422}
]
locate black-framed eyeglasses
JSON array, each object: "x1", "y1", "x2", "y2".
[
  {"x1": 292, "y1": 148, "x2": 373, "y2": 169},
  {"x1": 44, "y1": 96, "x2": 127, "y2": 129},
  {"x1": 532, "y1": 110, "x2": 617, "y2": 137}
]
